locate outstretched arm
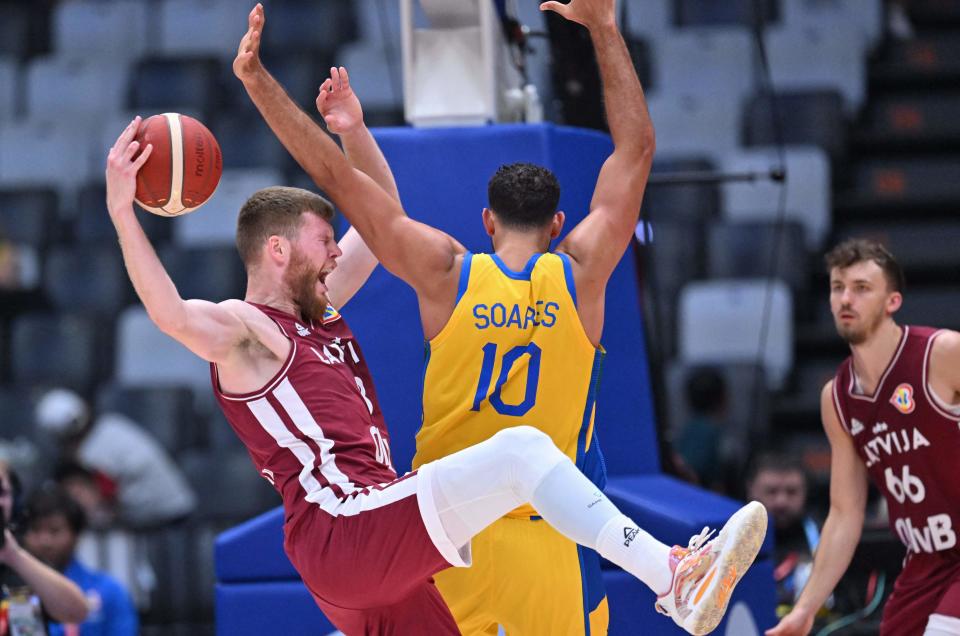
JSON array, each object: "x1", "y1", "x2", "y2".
[
  {"x1": 106, "y1": 118, "x2": 253, "y2": 363},
  {"x1": 234, "y1": 4, "x2": 464, "y2": 304},
  {"x1": 766, "y1": 382, "x2": 868, "y2": 636},
  {"x1": 549, "y1": 0, "x2": 655, "y2": 289},
  {"x1": 0, "y1": 530, "x2": 89, "y2": 623},
  {"x1": 315, "y1": 65, "x2": 396, "y2": 309}
]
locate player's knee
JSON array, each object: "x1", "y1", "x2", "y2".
[
  {"x1": 494, "y1": 425, "x2": 555, "y2": 455},
  {"x1": 494, "y1": 426, "x2": 564, "y2": 489}
]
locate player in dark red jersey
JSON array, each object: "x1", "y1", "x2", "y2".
[
  {"x1": 101, "y1": 10, "x2": 766, "y2": 636},
  {"x1": 769, "y1": 239, "x2": 960, "y2": 636}
]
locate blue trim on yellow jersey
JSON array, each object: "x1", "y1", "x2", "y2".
[
  {"x1": 576, "y1": 349, "x2": 605, "y2": 471},
  {"x1": 577, "y1": 546, "x2": 592, "y2": 635},
  {"x1": 558, "y1": 252, "x2": 578, "y2": 308},
  {"x1": 580, "y1": 546, "x2": 606, "y2": 618},
  {"x1": 490, "y1": 252, "x2": 543, "y2": 280},
  {"x1": 456, "y1": 252, "x2": 473, "y2": 305},
  {"x1": 420, "y1": 341, "x2": 432, "y2": 425}
]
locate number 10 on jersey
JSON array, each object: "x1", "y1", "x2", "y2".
[{"x1": 470, "y1": 342, "x2": 542, "y2": 417}]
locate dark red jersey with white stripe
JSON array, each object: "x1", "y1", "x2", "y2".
[
  {"x1": 210, "y1": 302, "x2": 397, "y2": 527},
  {"x1": 833, "y1": 326, "x2": 960, "y2": 556}
]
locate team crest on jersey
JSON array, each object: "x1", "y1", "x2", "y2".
[
  {"x1": 322, "y1": 305, "x2": 342, "y2": 325},
  {"x1": 890, "y1": 383, "x2": 916, "y2": 414}
]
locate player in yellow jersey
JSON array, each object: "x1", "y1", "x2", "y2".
[{"x1": 238, "y1": 0, "x2": 767, "y2": 633}]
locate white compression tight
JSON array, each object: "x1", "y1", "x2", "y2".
[
  {"x1": 925, "y1": 614, "x2": 960, "y2": 635},
  {"x1": 427, "y1": 425, "x2": 673, "y2": 595}
]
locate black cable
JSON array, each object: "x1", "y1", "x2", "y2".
[{"x1": 749, "y1": 0, "x2": 790, "y2": 439}]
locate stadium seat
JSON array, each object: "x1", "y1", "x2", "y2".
[
  {"x1": 131, "y1": 57, "x2": 222, "y2": 120},
  {"x1": 337, "y1": 43, "x2": 404, "y2": 124},
  {"x1": 26, "y1": 57, "x2": 128, "y2": 121},
  {"x1": 721, "y1": 146, "x2": 831, "y2": 250},
  {"x1": 52, "y1": 0, "x2": 149, "y2": 60},
  {"x1": 115, "y1": 306, "x2": 211, "y2": 392},
  {"x1": 74, "y1": 181, "x2": 174, "y2": 246},
  {"x1": 181, "y1": 450, "x2": 277, "y2": 522},
  {"x1": 896, "y1": 288, "x2": 960, "y2": 332},
  {"x1": 355, "y1": 0, "x2": 402, "y2": 45},
  {"x1": 96, "y1": 384, "x2": 201, "y2": 455},
  {"x1": 765, "y1": 25, "x2": 866, "y2": 114},
  {"x1": 675, "y1": 0, "x2": 779, "y2": 27},
  {"x1": 0, "y1": 5, "x2": 30, "y2": 60},
  {"x1": 620, "y1": 0, "x2": 673, "y2": 40},
  {"x1": 0, "y1": 58, "x2": 17, "y2": 122},
  {"x1": 780, "y1": 0, "x2": 882, "y2": 52},
  {"x1": 155, "y1": 0, "x2": 244, "y2": 58},
  {"x1": 0, "y1": 120, "x2": 97, "y2": 193},
  {"x1": 0, "y1": 188, "x2": 59, "y2": 248},
  {"x1": 144, "y1": 525, "x2": 205, "y2": 623},
  {"x1": 158, "y1": 245, "x2": 246, "y2": 303},
  {"x1": 679, "y1": 279, "x2": 794, "y2": 389},
  {"x1": 643, "y1": 157, "x2": 720, "y2": 225},
  {"x1": 835, "y1": 222, "x2": 960, "y2": 273},
  {"x1": 0, "y1": 387, "x2": 38, "y2": 442},
  {"x1": 10, "y1": 312, "x2": 108, "y2": 393},
  {"x1": 213, "y1": 113, "x2": 292, "y2": 171},
  {"x1": 173, "y1": 168, "x2": 282, "y2": 247},
  {"x1": 647, "y1": 92, "x2": 741, "y2": 162},
  {"x1": 744, "y1": 90, "x2": 847, "y2": 166},
  {"x1": 707, "y1": 220, "x2": 808, "y2": 296},
  {"x1": 262, "y1": 0, "x2": 357, "y2": 55},
  {"x1": 853, "y1": 158, "x2": 960, "y2": 205},
  {"x1": 651, "y1": 27, "x2": 755, "y2": 110},
  {"x1": 42, "y1": 244, "x2": 131, "y2": 315}
]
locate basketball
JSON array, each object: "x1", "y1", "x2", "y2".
[{"x1": 134, "y1": 113, "x2": 222, "y2": 217}]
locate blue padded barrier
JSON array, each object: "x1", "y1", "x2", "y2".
[{"x1": 215, "y1": 581, "x2": 336, "y2": 636}]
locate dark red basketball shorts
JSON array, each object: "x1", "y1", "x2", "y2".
[
  {"x1": 284, "y1": 466, "x2": 469, "y2": 635},
  {"x1": 881, "y1": 551, "x2": 960, "y2": 635}
]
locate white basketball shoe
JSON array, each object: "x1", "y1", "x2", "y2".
[{"x1": 655, "y1": 501, "x2": 767, "y2": 635}]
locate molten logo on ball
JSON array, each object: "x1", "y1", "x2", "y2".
[{"x1": 134, "y1": 113, "x2": 223, "y2": 217}]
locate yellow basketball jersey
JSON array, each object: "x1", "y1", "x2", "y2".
[{"x1": 414, "y1": 252, "x2": 604, "y2": 517}]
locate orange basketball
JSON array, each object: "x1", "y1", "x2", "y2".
[{"x1": 134, "y1": 113, "x2": 222, "y2": 216}]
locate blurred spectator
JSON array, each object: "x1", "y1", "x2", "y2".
[
  {"x1": 0, "y1": 460, "x2": 89, "y2": 629},
  {"x1": 22, "y1": 485, "x2": 138, "y2": 636},
  {"x1": 888, "y1": 0, "x2": 915, "y2": 40},
  {"x1": 54, "y1": 462, "x2": 156, "y2": 610},
  {"x1": 35, "y1": 388, "x2": 196, "y2": 529},
  {"x1": 746, "y1": 452, "x2": 826, "y2": 617},
  {"x1": 0, "y1": 237, "x2": 45, "y2": 320},
  {"x1": 674, "y1": 367, "x2": 727, "y2": 489}
]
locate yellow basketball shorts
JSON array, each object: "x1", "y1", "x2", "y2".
[{"x1": 434, "y1": 515, "x2": 609, "y2": 635}]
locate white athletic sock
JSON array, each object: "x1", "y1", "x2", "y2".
[
  {"x1": 596, "y1": 514, "x2": 673, "y2": 596},
  {"x1": 529, "y1": 460, "x2": 673, "y2": 595}
]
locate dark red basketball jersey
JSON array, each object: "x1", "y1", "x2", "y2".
[
  {"x1": 833, "y1": 326, "x2": 960, "y2": 556},
  {"x1": 210, "y1": 303, "x2": 397, "y2": 526}
]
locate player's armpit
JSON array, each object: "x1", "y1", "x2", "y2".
[{"x1": 158, "y1": 298, "x2": 251, "y2": 364}]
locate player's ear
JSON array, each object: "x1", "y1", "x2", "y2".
[
  {"x1": 887, "y1": 290, "x2": 903, "y2": 315},
  {"x1": 549, "y1": 211, "x2": 565, "y2": 239},
  {"x1": 482, "y1": 208, "x2": 496, "y2": 237},
  {"x1": 267, "y1": 235, "x2": 287, "y2": 263}
]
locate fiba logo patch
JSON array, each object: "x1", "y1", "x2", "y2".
[{"x1": 890, "y1": 383, "x2": 916, "y2": 414}]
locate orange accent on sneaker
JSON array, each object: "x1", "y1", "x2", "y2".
[
  {"x1": 693, "y1": 566, "x2": 717, "y2": 605},
  {"x1": 715, "y1": 565, "x2": 738, "y2": 607}
]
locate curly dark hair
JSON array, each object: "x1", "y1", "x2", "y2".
[
  {"x1": 825, "y1": 238, "x2": 905, "y2": 293},
  {"x1": 487, "y1": 163, "x2": 561, "y2": 230}
]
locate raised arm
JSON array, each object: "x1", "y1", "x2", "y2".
[
  {"x1": 766, "y1": 382, "x2": 869, "y2": 636},
  {"x1": 233, "y1": 4, "x2": 464, "y2": 306},
  {"x1": 548, "y1": 0, "x2": 655, "y2": 289},
  {"x1": 315, "y1": 66, "x2": 397, "y2": 309},
  {"x1": 106, "y1": 118, "x2": 253, "y2": 363},
  {"x1": 0, "y1": 530, "x2": 89, "y2": 623}
]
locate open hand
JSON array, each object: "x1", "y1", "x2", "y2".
[
  {"x1": 234, "y1": 3, "x2": 266, "y2": 83},
  {"x1": 105, "y1": 116, "x2": 153, "y2": 216},
  {"x1": 540, "y1": 0, "x2": 616, "y2": 30},
  {"x1": 316, "y1": 66, "x2": 364, "y2": 136},
  {"x1": 765, "y1": 609, "x2": 814, "y2": 636}
]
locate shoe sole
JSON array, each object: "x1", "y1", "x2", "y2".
[{"x1": 686, "y1": 501, "x2": 767, "y2": 635}]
